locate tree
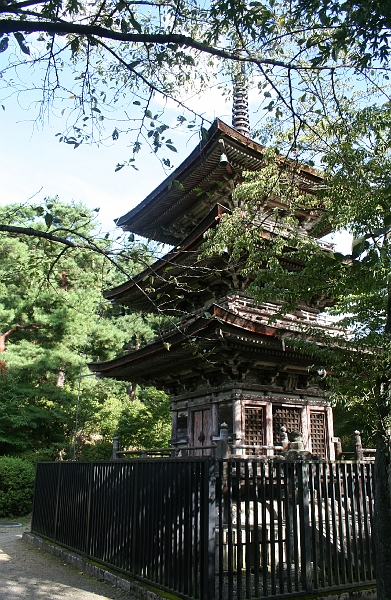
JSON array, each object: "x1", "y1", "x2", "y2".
[
  {"x1": 203, "y1": 102, "x2": 391, "y2": 598},
  {"x1": 117, "y1": 386, "x2": 171, "y2": 450},
  {"x1": 295, "y1": 0, "x2": 391, "y2": 67},
  {"x1": 0, "y1": 198, "x2": 170, "y2": 459},
  {"x1": 1, "y1": 0, "x2": 390, "y2": 167}
]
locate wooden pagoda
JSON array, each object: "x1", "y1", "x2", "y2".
[{"x1": 89, "y1": 119, "x2": 338, "y2": 459}]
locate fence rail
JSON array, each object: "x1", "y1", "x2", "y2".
[{"x1": 32, "y1": 458, "x2": 375, "y2": 600}]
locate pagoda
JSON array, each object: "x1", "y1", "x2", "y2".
[{"x1": 89, "y1": 98, "x2": 338, "y2": 460}]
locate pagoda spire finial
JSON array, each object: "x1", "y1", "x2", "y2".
[{"x1": 232, "y1": 63, "x2": 250, "y2": 137}]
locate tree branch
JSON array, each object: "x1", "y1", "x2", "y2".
[
  {"x1": 0, "y1": 19, "x2": 345, "y2": 71},
  {"x1": 0, "y1": 224, "x2": 78, "y2": 247},
  {"x1": 4, "y1": 323, "x2": 41, "y2": 341}
]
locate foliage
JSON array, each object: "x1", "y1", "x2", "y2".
[
  {"x1": 204, "y1": 107, "x2": 391, "y2": 420},
  {"x1": 0, "y1": 198, "x2": 170, "y2": 458},
  {"x1": 117, "y1": 387, "x2": 171, "y2": 449},
  {"x1": 78, "y1": 440, "x2": 114, "y2": 461},
  {"x1": 0, "y1": 456, "x2": 36, "y2": 517},
  {"x1": 1, "y1": 0, "x2": 391, "y2": 167},
  {"x1": 295, "y1": 0, "x2": 391, "y2": 66}
]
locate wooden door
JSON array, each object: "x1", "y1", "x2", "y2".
[{"x1": 193, "y1": 409, "x2": 212, "y2": 456}]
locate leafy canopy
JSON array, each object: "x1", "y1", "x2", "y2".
[
  {"x1": 0, "y1": 198, "x2": 171, "y2": 458},
  {"x1": 1, "y1": 0, "x2": 391, "y2": 168}
]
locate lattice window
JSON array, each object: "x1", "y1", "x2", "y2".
[
  {"x1": 273, "y1": 406, "x2": 301, "y2": 443},
  {"x1": 245, "y1": 407, "x2": 264, "y2": 446},
  {"x1": 310, "y1": 412, "x2": 326, "y2": 458}
]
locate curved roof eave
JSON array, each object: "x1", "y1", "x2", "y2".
[{"x1": 114, "y1": 119, "x2": 264, "y2": 231}]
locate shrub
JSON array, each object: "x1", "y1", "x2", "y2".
[
  {"x1": 79, "y1": 440, "x2": 113, "y2": 461},
  {"x1": 0, "y1": 456, "x2": 36, "y2": 517}
]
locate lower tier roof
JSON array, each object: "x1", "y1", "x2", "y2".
[{"x1": 88, "y1": 304, "x2": 322, "y2": 388}]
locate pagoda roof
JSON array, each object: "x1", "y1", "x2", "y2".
[
  {"x1": 88, "y1": 304, "x2": 316, "y2": 385},
  {"x1": 105, "y1": 201, "x2": 335, "y2": 314},
  {"x1": 115, "y1": 119, "x2": 323, "y2": 245},
  {"x1": 105, "y1": 204, "x2": 230, "y2": 311}
]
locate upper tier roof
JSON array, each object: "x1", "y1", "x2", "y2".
[{"x1": 115, "y1": 119, "x2": 323, "y2": 245}]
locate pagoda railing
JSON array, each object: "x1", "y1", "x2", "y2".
[{"x1": 32, "y1": 457, "x2": 375, "y2": 600}]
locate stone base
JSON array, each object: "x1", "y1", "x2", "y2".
[{"x1": 23, "y1": 532, "x2": 177, "y2": 600}]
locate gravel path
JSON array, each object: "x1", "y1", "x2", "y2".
[{"x1": 0, "y1": 522, "x2": 132, "y2": 600}]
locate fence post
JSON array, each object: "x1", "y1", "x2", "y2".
[
  {"x1": 216, "y1": 422, "x2": 229, "y2": 459},
  {"x1": 85, "y1": 461, "x2": 94, "y2": 555},
  {"x1": 201, "y1": 458, "x2": 216, "y2": 600},
  {"x1": 53, "y1": 461, "x2": 62, "y2": 543},
  {"x1": 355, "y1": 430, "x2": 364, "y2": 461},
  {"x1": 112, "y1": 435, "x2": 119, "y2": 460},
  {"x1": 298, "y1": 461, "x2": 312, "y2": 593},
  {"x1": 334, "y1": 437, "x2": 343, "y2": 460},
  {"x1": 280, "y1": 425, "x2": 289, "y2": 450}
]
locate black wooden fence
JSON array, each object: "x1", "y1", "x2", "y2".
[{"x1": 31, "y1": 459, "x2": 375, "y2": 600}]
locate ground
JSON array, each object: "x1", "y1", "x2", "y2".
[{"x1": 0, "y1": 520, "x2": 132, "y2": 599}]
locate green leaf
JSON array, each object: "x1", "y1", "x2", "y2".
[
  {"x1": 166, "y1": 144, "x2": 177, "y2": 153},
  {"x1": 127, "y1": 60, "x2": 141, "y2": 70},
  {"x1": 0, "y1": 37, "x2": 9, "y2": 53},
  {"x1": 351, "y1": 236, "x2": 370, "y2": 259},
  {"x1": 70, "y1": 37, "x2": 80, "y2": 54},
  {"x1": 371, "y1": 228, "x2": 386, "y2": 238},
  {"x1": 112, "y1": 129, "x2": 119, "y2": 140},
  {"x1": 44, "y1": 213, "x2": 53, "y2": 229},
  {"x1": 173, "y1": 180, "x2": 184, "y2": 191},
  {"x1": 145, "y1": 109, "x2": 153, "y2": 119},
  {"x1": 129, "y1": 14, "x2": 142, "y2": 33},
  {"x1": 201, "y1": 127, "x2": 209, "y2": 141},
  {"x1": 115, "y1": 163, "x2": 124, "y2": 172},
  {"x1": 330, "y1": 252, "x2": 346, "y2": 262},
  {"x1": 133, "y1": 100, "x2": 141, "y2": 105},
  {"x1": 13, "y1": 33, "x2": 30, "y2": 55}
]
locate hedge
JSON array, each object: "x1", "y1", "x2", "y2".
[{"x1": 0, "y1": 456, "x2": 36, "y2": 517}]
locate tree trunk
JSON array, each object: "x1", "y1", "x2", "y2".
[
  {"x1": 0, "y1": 333, "x2": 6, "y2": 374},
  {"x1": 374, "y1": 432, "x2": 391, "y2": 599},
  {"x1": 56, "y1": 369, "x2": 66, "y2": 387},
  {"x1": 127, "y1": 382, "x2": 137, "y2": 400},
  {"x1": 0, "y1": 324, "x2": 40, "y2": 371}
]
